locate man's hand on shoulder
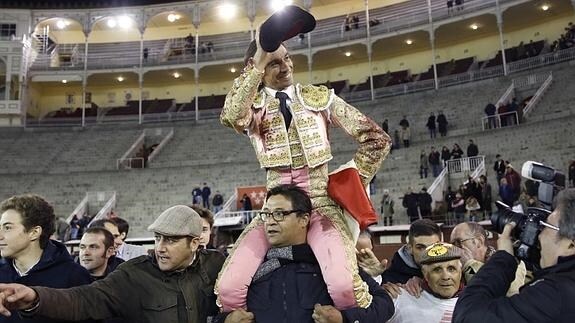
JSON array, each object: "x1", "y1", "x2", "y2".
[
  {"x1": 382, "y1": 282, "x2": 403, "y2": 299},
  {"x1": 312, "y1": 304, "x2": 343, "y2": 323},
  {"x1": 0, "y1": 284, "x2": 38, "y2": 316},
  {"x1": 224, "y1": 309, "x2": 254, "y2": 323}
]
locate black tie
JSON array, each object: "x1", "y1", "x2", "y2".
[{"x1": 276, "y1": 91, "x2": 292, "y2": 129}]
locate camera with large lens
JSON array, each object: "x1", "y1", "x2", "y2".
[
  {"x1": 491, "y1": 203, "x2": 550, "y2": 263},
  {"x1": 491, "y1": 161, "x2": 565, "y2": 264}
]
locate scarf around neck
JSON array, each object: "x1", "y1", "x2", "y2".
[{"x1": 252, "y1": 244, "x2": 317, "y2": 282}]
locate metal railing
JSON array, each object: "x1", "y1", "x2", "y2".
[
  {"x1": 481, "y1": 111, "x2": 519, "y2": 130},
  {"x1": 428, "y1": 166, "x2": 449, "y2": 211},
  {"x1": 92, "y1": 192, "x2": 117, "y2": 222},
  {"x1": 116, "y1": 157, "x2": 145, "y2": 169},
  {"x1": 67, "y1": 195, "x2": 88, "y2": 223},
  {"x1": 523, "y1": 72, "x2": 553, "y2": 117},
  {"x1": 496, "y1": 83, "x2": 514, "y2": 108},
  {"x1": 213, "y1": 210, "x2": 259, "y2": 228},
  {"x1": 446, "y1": 156, "x2": 485, "y2": 175}
]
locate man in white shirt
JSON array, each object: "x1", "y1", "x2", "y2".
[
  {"x1": 110, "y1": 217, "x2": 148, "y2": 260},
  {"x1": 388, "y1": 242, "x2": 463, "y2": 323}
]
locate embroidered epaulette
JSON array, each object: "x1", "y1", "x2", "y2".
[
  {"x1": 253, "y1": 91, "x2": 265, "y2": 109},
  {"x1": 297, "y1": 84, "x2": 333, "y2": 111}
]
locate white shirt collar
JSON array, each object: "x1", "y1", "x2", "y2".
[{"x1": 265, "y1": 85, "x2": 295, "y2": 101}]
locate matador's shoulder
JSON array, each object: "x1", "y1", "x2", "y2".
[{"x1": 296, "y1": 84, "x2": 335, "y2": 111}]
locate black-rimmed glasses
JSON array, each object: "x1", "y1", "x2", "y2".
[
  {"x1": 451, "y1": 237, "x2": 475, "y2": 247},
  {"x1": 258, "y1": 210, "x2": 302, "y2": 222}
]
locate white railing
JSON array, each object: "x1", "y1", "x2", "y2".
[
  {"x1": 117, "y1": 131, "x2": 145, "y2": 169},
  {"x1": 92, "y1": 192, "x2": 117, "y2": 222},
  {"x1": 116, "y1": 157, "x2": 145, "y2": 169},
  {"x1": 523, "y1": 72, "x2": 553, "y2": 117},
  {"x1": 446, "y1": 156, "x2": 485, "y2": 175},
  {"x1": 213, "y1": 210, "x2": 259, "y2": 227},
  {"x1": 428, "y1": 166, "x2": 449, "y2": 211},
  {"x1": 512, "y1": 72, "x2": 550, "y2": 89},
  {"x1": 496, "y1": 83, "x2": 514, "y2": 108},
  {"x1": 482, "y1": 111, "x2": 519, "y2": 130},
  {"x1": 147, "y1": 128, "x2": 174, "y2": 163},
  {"x1": 67, "y1": 194, "x2": 88, "y2": 223},
  {"x1": 216, "y1": 192, "x2": 238, "y2": 217}
]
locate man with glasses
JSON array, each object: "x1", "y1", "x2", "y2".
[
  {"x1": 217, "y1": 184, "x2": 394, "y2": 323},
  {"x1": 454, "y1": 188, "x2": 575, "y2": 322},
  {"x1": 450, "y1": 222, "x2": 526, "y2": 296},
  {"x1": 0, "y1": 205, "x2": 225, "y2": 323}
]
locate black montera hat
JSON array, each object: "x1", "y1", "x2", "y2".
[{"x1": 259, "y1": 5, "x2": 316, "y2": 52}]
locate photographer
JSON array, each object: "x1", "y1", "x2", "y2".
[{"x1": 453, "y1": 188, "x2": 575, "y2": 323}]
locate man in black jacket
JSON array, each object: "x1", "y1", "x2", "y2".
[
  {"x1": 218, "y1": 184, "x2": 394, "y2": 323},
  {"x1": 454, "y1": 188, "x2": 575, "y2": 323},
  {"x1": 381, "y1": 219, "x2": 441, "y2": 284},
  {"x1": 402, "y1": 187, "x2": 419, "y2": 223},
  {"x1": 493, "y1": 154, "x2": 506, "y2": 184}
]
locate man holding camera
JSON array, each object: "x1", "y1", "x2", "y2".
[{"x1": 453, "y1": 188, "x2": 575, "y2": 323}]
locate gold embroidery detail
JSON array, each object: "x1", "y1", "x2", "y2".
[{"x1": 300, "y1": 85, "x2": 331, "y2": 110}]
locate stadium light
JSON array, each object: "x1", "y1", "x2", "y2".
[
  {"x1": 230, "y1": 67, "x2": 237, "y2": 73},
  {"x1": 56, "y1": 20, "x2": 69, "y2": 29},
  {"x1": 470, "y1": 24, "x2": 479, "y2": 30},
  {"x1": 344, "y1": 51, "x2": 351, "y2": 57},
  {"x1": 173, "y1": 72, "x2": 181, "y2": 79},
  {"x1": 167, "y1": 13, "x2": 181, "y2": 23},
  {"x1": 218, "y1": 3, "x2": 237, "y2": 20},
  {"x1": 541, "y1": 4, "x2": 549, "y2": 11},
  {"x1": 61, "y1": 80, "x2": 68, "y2": 84},
  {"x1": 405, "y1": 39, "x2": 413, "y2": 45},
  {"x1": 118, "y1": 16, "x2": 132, "y2": 28},
  {"x1": 271, "y1": 0, "x2": 293, "y2": 12},
  {"x1": 117, "y1": 76, "x2": 124, "y2": 82},
  {"x1": 107, "y1": 18, "x2": 117, "y2": 28}
]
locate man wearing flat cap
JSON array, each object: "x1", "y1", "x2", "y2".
[
  {"x1": 387, "y1": 242, "x2": 463, "y2": 323},
  {"x1": 218, "y1": 5, "x2": 391, "y2": 313},
  {"x1": 0, "y1": 205, "x2": 225, "y2": 323}
]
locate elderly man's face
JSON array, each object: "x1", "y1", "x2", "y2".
[
  {"x1": 450, "y1": 224, "x2": 485, "y2": 262},
  {"x1": 538, "y1": 210, "x2": 575, "y2": 268},
  {"x1": 422, "y1": 259, "x2": 462, "y2": 298},
  {"x1": 262, "y1": 45, "x2": 293, "y2": 91}
]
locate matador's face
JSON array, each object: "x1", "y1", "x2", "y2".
[{"x1": 262, "y1": 45, "x2": 293, "y2": 91}]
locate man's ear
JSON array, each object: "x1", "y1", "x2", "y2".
[
  {"x1": 189, "y1": 237, "x2": 201, "y2": 250},
  {"x1": 28, "y1": 226, "x2": 42, "y2": 242},
  {"x1": 120, "y1": 232, "x2": 127, "y2": 241},
  {"x1": 299, "y1": 213, "x2": 310, "y2": 228},
  {"x1": 106, "y1": 247, "x2": 116, "y2": 258}
]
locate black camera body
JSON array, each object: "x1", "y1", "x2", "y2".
[
  {"x1": 491, "y1": 161, "x2": 565, "y2": 264},
  {"x1": 491, "y1": 203, "x2": 550, "y2": 263}
]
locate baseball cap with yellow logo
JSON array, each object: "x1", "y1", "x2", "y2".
[{"x1": 420, "y1": 242, "x2": 461, "y2": 265}]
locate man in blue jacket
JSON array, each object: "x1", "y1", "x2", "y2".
[
  {"x1": 218, "y1": 184, "x2": 394, "y2": 323},
  {"x1": 0, "y1": 194, "x2": 95, "y2": 323},
  {"x1": 454, "y1": 188, "x2": 575, "y2": 323}
]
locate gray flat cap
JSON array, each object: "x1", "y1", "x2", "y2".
[{"x1": 148, "y1": 205, "x2": 202, "y2": 237}]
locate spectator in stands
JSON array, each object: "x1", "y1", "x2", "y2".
[
  {"x1": 368, "y1": 18, "x2": 381, "y2": 27},
  {"x1": 445, "y1": 187, "x2": 457, "y2": 224},
  {"x1": 508, "y1": 98, "x2": 519, "y2": 125},
  {"x1": 52, "y1": 216, "x2": 70, "y2": 242},
  {"x1": 455, "y1": 0, "x2": 464, "y2": 11},
  {"x1": 240, "y1": 193, "x2": 252, "y2": 221},
  {"x1": 219, "y1": 28, "x2": 390, "y2": 312},
  {"x1": 381, "y1": 219, "x2": 442, "y2": 284},
  {"x1": 216, "y1": 185, "x2": 394, "y2": 323},
  {"x1": 505, "y1": 164, "x2": 522, "y2": 201},
  {"x1": 393, "y1": 129, "x2": 401, "y2": 150},
  {"x1": 484, "y1": 102, "x2": 497, "y2": 129},
  {"x1": 451, "y1": 143, "x2": 463, "y2": 160},
  {"x1": 569, "y1": 159, "x2": 575, "y2": 187},
  {"x1": 207, "y1": 41, "x2": 214, "y2": 54},
  {"x1": 401, "y1": 125, "x2": 411, "y2": 148},
  {"x1": 418, "y1": 187, "x2": 432, "y2": 220},
  {"x1": 454, "y1": 189, "x2": 575, "y2": 323},
  {"x1": 399, "y1": 115, "x2": 410, "y2": 128},
  {"x1": 352, "y1": 15, "x2": 360, "y2": 29},
  {"x1": 77, "y1": 213, "x2": 91, "y2": 237},
  {"x1": 0, "y1": 194, "x2": 96, "y2": 323},
  {"x1": 382, "y1": 118, "x2": 389, "y2": 134},
  {"x1": 441, "y1": 146, "x2": 451, "y2": 166},
  {"x1": 344, "y1": 15, "x2": 352, "y2": 32},
  {"x1": 78, "y1": 227, "x2": 117, "y2": 281},
  {"x1": 437, "y1": 111, "x2": 448, "y2": 136},
  {"x1": 192, "y1": 185, "x2": 202, "y2": 205},
  {"x1": 466, "y1": 139, "x2": 479, "y2": 157},
  {"x1": 184, "y1": 33, "x2": 194, "y2": 55},
  {"x1": 190, "y1": 205, "x2": 214, "y2": 249},
  {"x1": 429, "y1": 146, "x2": 442, "y2": 177},
  {"x1": 403, "y1": 187, "x2": 420, "y2": 223},
  {"x1": 499, "y1": 178, "x2": 515, "y2": 207},
  {"x1": 142, "y1": 47, "x2": 148, "y2": 62},
  {"x1": 493, "y1": 154, "x2": 506, "y2": 184},
  {"x1": 447, "y1": 0, "x2": 454, "y2": 14},
  {"x1": 0, "y1": 205, "x2": 226, "y2": 323},
  {"x1": 380, "y1": 189, "x2": 394, "y2": 226},
  {"x1": 419, "y1": 150, "x2": 429, "y2": 179},
  {"x1": 426, "y1": 112, "x2": 437, "y2": 139},
  {"x1": 497, "y1": 103, "x2": 508, "y2": 127},
  {"x1": 479, "y1": 175, "x2": 492, "y2": 220},
  {"x1": 110, "y1": 217, "x2": 148, "y2": 260},
  {"x1": 70, "y1": 214, "x2": 80, "y2": 240},
  {"x1": 387, "y1": 242, "x2": 462, "y2": 323},
  {"x1": 202, "y1": 183, "x2": 211, "y2": 209},
  {"x1": 451, "y1": 192, "x2": 465, "y2": 223},
  {"x1": 212, "y1": 191, "x2": 224, "y2": 213}
]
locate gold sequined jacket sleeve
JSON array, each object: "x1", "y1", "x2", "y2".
[
  {"x1": 220, "y1": 66, "x2": 264, "y2": 133},
  {"x1": 329, "y1": 96, "x2": 391, "y2": 185}
]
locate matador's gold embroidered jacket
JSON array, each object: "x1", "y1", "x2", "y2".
[{"x1": 220, "y1": 66, "x2": 391, "y2": 187}]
